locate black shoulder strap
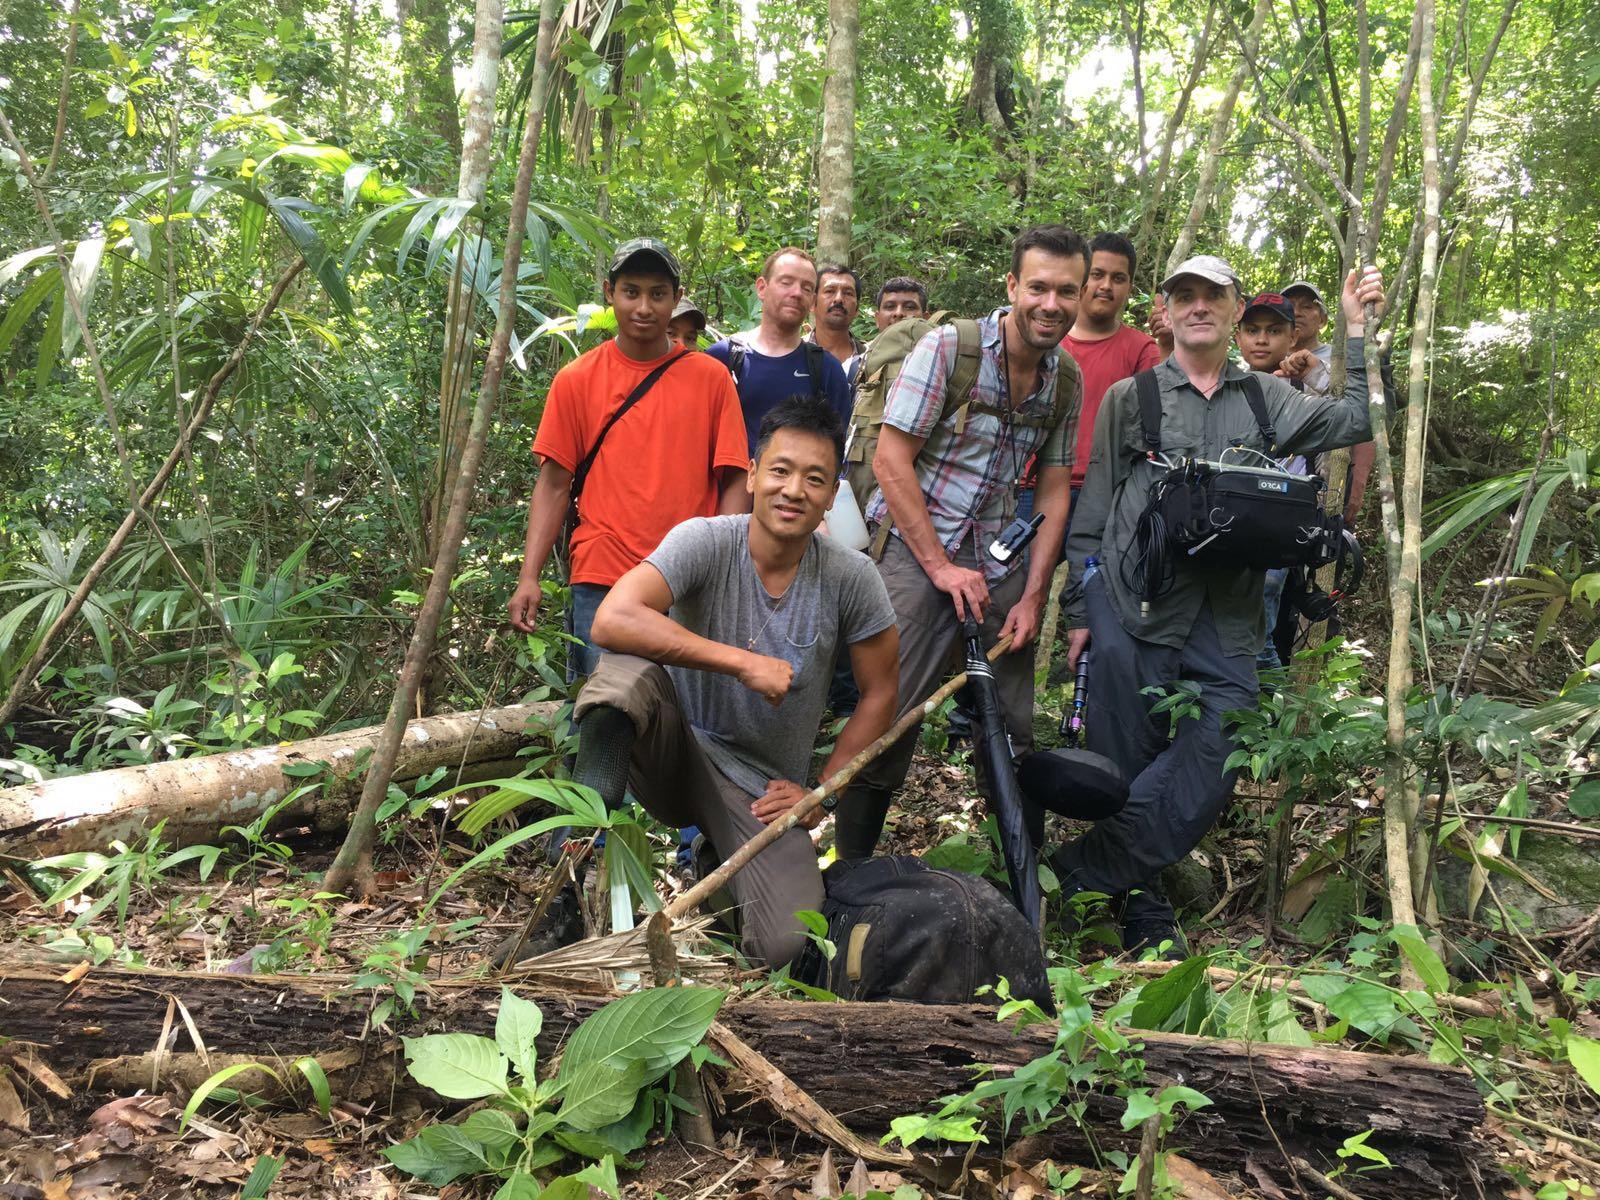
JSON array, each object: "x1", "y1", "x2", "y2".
[
  {"x1": 803, "y1": 340, "x2": 826, "y2": 403},
  {"x1": 570, "y1": 352, "x2": 688, "y2": 503},
  {"x1": 1239, "y1": 373, "x2": 1278, "y2": 453},
  {"x1": 727, "y1": 340, "x2": 747, "y2": 382},
  {"x1": 1134, "y1": 368, "x2": 1162, "y2": 455}
]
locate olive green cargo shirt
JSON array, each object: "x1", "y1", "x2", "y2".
[{"x1": 1063, "y1": 341, "x2": 1373, "y2": 656}]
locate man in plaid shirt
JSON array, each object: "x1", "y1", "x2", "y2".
[{"x1": 832, "y1": 226, "x2": 1088, "y2": 861}]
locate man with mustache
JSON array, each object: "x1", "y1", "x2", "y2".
[
  {"x1": 1057, "y1": 255, "x2": 1384, "y2": 958},
  {"x1": 808, "y1": 264, "x2": 868, "y2": 382},
  {"x1": 708, "y1": 248, "x2": 853, "y2": 455},
  {"x1": 830, "y1": 225, "x2": 1088, "y2": 861}
]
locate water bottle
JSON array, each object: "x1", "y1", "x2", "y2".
[{"x1": 1083, "y1": 555, "x2": 1100, "y2": 583}]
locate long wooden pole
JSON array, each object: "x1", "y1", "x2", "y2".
[{"x1": 664, "y1": 636, "x2": 1011, "y2": 921}]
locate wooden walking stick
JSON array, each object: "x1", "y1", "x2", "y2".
[{"x1": 662, "y1": 634, "x2": 1014, "y2": 921}]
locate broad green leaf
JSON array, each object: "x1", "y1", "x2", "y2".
[
  {"x1": 495, "y1": 987, "x2": 543, "y2": 1081},
  {"x1": 1302, "y1": 978, "x2": 1404, "y2": 1042},
  {"x1": 401, "y1": 1033, "x2": 510, "y2": 1099},
  {"x1": 268, "y1": 196, "x2": 355, "y2": 316},
  {"x1": 557, "y1": 1058, "x2": 648, "y2": 1131},
  {"x1": 538, "y1": 1179, "x2": 593, "y2": 1200},
  {"x1": 493, "y1": 1175, "x2": 543, "y2": 1200},
  {"x1": 552, "y1": 1093, "x2": 652, "y2": 1159},
  {"x1": 1391, "y1": 924, "x2": 1450, "y2": 994},
  {"x1": 1129, "y1": 955, "x2": 1211, "y2": 1031},
  {"x1": 558, "y1": 986, "x2": 726, "y2": 1083},
  {"x1": 1568, "y1": 780, "x2": 1600, "y2": 818},
  {"x1": 383, "y1": 1123, "x2": 488, "y2": 1185},
  {"x1": 59, "y1": 236, "x2": 105, "y2": 360},
  {"x1": 1120, "y1": 1089, "x2": 1159, "y2": 1131},
  {"x1": 1567, "y1": 1035, "x2": 1600, "y2": 1096},
  {"x1": 0, "y1": 267, "x2": 61, "y2": 362},
  {"x1": 883, "y1": 1111, "x2": 985, "y2": 1147},
  {"x1": 459, "y1": 1108, "x2": 520, "y2": 1152}
]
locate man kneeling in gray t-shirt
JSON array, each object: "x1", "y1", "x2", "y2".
[{"x1": 576, "y1": 396, "x2": 900, "y2": 967}]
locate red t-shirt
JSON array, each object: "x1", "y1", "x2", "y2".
[
  {"x1": 532, "y1": 342, "x2": 749, "y2": 587},
  {"x1": 1061, "y1": 325, "x2": 1162, "y2": 487}
]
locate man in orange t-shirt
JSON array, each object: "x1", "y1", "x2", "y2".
[{"x1": 508, "y1": 238, "x2": 750, "y2": 682}]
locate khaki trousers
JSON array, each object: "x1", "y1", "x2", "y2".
[
  {"x1": 576, "y1": 654, "x2": 824, "y2": 967},
  {"x1": 831, "y1": 534, "x2": 1038, "y2": 859}
]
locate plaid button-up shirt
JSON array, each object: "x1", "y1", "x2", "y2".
[{"x1": 866, "y1": 308, "x2": 1081, "y2": 583}]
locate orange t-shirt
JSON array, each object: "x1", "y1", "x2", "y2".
[{"x1": 532, "y1": 341, "x2": 749, "y2": 587}]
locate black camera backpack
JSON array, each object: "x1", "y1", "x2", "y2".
[
  {"x1": 1134, "y1": 369, "x2": 1356, "y2": 575},
  {"x1": 791, "y1": 855, "x2": 1053, "y2": 1010}
]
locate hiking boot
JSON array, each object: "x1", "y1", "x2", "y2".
[
  {"x1": 489, "y1": 881, "x2": 586, "y2": 968},
  {"x1": 1122, "y1": 918, "x2": 1188, "y2": 962}
]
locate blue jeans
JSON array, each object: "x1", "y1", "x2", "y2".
[
  {"x1": 1258, "y1": 569, "x2": 1287, "y2": 671},
  {"x1": 565, "y1": 583, "x2": 609, "y2": 683},
  {"x1": 567, "y1": 582, "x2": 698, "y2": 865}
]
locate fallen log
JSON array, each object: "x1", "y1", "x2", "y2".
[
  {"x1": 0, "y1": 703, "x2": 560, "y2": 856},
  {"x1": 0, "y1": 963, "x2": 1486, "y2": 1197}
]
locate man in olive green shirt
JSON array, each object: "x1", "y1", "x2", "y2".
[{"x1": 1053, "y1": 254, "x2": 1385, "y2": 957}]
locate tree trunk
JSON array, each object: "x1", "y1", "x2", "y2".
[
  {"x1": 398, "y1": 0, "x2": 465, "y2": 163},
  {"x1": 523, "y1": 0, "x2": 564, "y2": 163},
  {"x1": 6, "y1": 965, "x2": 1487, "y2": 1197},
  {"x1": 1164, "y1": 0, "x2": 1270, "y2": 273},
  {"x1": 431, "y1": 0, "x2": 505, "y2": 555},
  {"x1": 963, "y1": 1, "x2": 1011, "y2": 143},
  {"x1": 324, "y1": 11, "x2": 551, "y2": 897},
  {"x1": 1396, "y1": 0, "x2": 1444, "y2": 904},
  {"x1": 0, "y1": 703, "x2": 557, "y2": 857},
  {"x1": 815, "y1": 0, "x2": 859, "y2": 265},
  {"x1": 1132, "y1": 0, "x2": 1216, "y2": 273}
]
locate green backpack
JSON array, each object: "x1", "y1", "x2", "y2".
[{"x1": 843, "y1": 313, "x2": 981, "y2": 510}]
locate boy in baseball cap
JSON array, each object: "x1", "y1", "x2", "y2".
[{"x1": 1234, "y1": 291, "x2": 1297, "y2": 374}]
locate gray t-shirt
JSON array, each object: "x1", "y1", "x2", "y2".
[{"x1": 645, "y1": 514, "x2": 896, "y2": 797}]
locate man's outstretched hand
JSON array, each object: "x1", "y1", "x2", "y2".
[{"x1": 752, "y1": 779, "x2": 821, "y2": 828}]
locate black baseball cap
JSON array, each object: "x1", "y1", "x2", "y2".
[
  {"x1": 608, "y1": 237, "x2": 681, "y2": 285},
  {"x1": 1241, "y1": 291, "x2": 1297, "y2": 326}
]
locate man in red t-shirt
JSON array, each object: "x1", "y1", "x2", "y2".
[
  {"x1": 508, "y1": 237, "x2": 750, "y2": 682},
  {"x1": 1060, "y1": 233, "x2": 1163, "y2": 497}
]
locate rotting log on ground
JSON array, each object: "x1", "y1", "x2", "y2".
[{"x1": 0, "y1": 962, "x2": 1486, "y2": 1197}]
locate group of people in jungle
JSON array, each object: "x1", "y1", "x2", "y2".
[{"x1": 504, "y1": 223, "x2": 1387, "y2": 970}]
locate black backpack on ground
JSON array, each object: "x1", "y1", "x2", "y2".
[{"x1": 791, "y1": 855, "x2": 1053, "y2": 1011}]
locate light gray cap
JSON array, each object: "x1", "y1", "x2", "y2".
[
  {"x1": 1159, "y1": 254, "x2": 1242, "y2": 293},
  {"x1": 1282, "y1": 280, "x2": 1328, "y2": 312}
]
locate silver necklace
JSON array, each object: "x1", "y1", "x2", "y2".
[{"x1": 747, "y1": 570, "x2": 797, "y2": 651}]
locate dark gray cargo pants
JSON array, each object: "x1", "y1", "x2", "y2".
[{"x1": 1051, "y1": 573, "x2": 1259, "y2": 928}]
